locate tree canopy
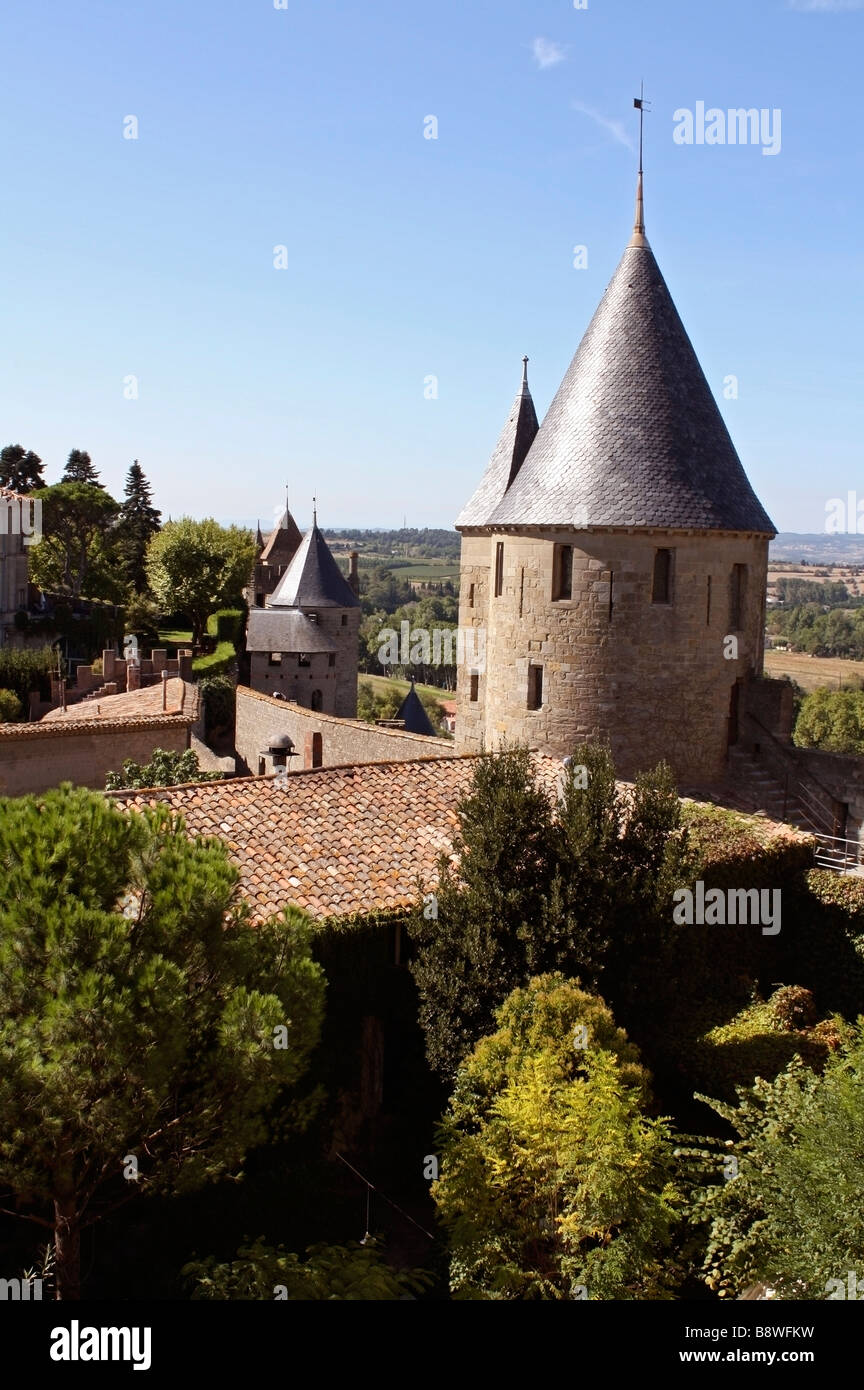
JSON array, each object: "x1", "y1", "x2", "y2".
[
  {"x1": 61, "y1": 448, "x2": 103, "y2": 488},
  {"x1": 27, "y1": 482, "x2": 122, "y2": 599},
  {"x1": 433, "y1": 975, "x2": 681, "y2": 1299},
  {"x1": 0, "y1": 786, "x2": 325, "y2": 1299},
  {"x1": 146, "y1": 518, "x2": 256, "y2": 646},
  {"x1": 409, "y1": 744, "x2": 689, "y2": 1079},
  {"x1": 0, "y1": 443, "x2": 44, "y2": 492},
  {"x1": 117, "y1": 460, "x2": 162, "y2": 593}
]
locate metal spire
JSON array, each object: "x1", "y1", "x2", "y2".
[
  {"x1": 521, "y1": 355, "x2": 529, "y2": 392},
  {"x1": 630, "y1": 84, "x2": 650, "y2": 247}
]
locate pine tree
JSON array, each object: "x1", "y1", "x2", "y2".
[
  {"x1": 0, "y1": 787, "x2": 325, "y2": 1299},
  {"x1": 118, "y1": 459, "x2": 161, "y2": 592},
  {"x1": 0, "y1": 443, "x2": 44, "y2": 492},
  {"x1": 61, "y1": 448, "x2": 103, "y2": 487}
]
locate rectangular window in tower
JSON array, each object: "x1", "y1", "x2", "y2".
[
  {"x1": 328, "y1": 653, "x2": 336, "y2": 667},
  {"x1": 494, "y1": 542, "x2": 504, "y2": 597},
  {"x1": 652, "y1": 548, "x2": 673, "y2": 604},
  {"x1": 730, "y1": 564, "x2": 747, "y2": 630},
  {"x1": 527, "y1": 664, "x2": 543, "y2": 711},
  {"x1": 468, "y1": 583, "x2": 475, "y2": 609},
  {"x1": 553, "y1": 545, "x2": 573, "y2": 600},
  {"x1": 341, "y1": 614, "x2": 348, "y2": 626},
  {"x1": 298, "y1": 653, "x2": 311, "y2": 668},
  {"x1": 268, "y1": 653, "x2": 282, "y2": 667},
  {"x1": 469, "y1": 672, "x2": 479, "y2": 702}
]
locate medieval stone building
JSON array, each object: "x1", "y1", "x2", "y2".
[
  {"x1": 246, "y1": 518, "x2": 361, "y2": 716},
  {"x1": 454, "y1": 176, "x2": 775, "y2": 785}
]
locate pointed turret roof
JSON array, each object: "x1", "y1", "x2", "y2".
[
  {"x1": 455, "y1": 357, "x2": 539, "y2": 527},
  {"x1": 395, "y1": 681, "x2": 437, "y2": 736},
  {"x1": 269, "y1": 522, "x2": 361, "y2": 609},
  {"x1": 466, "y1": 179, "x2": 775, "y2": 536},
  {"x1": 260, "y1": 508, "x2": 303, "y2": 566}
]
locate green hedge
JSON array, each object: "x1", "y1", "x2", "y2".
[
  {"x1": 207, "y1": 608, "x2": 244, "y2": 644},
  {"x1": 192, "y1": 642, "x2": 236, "y2": 678}
]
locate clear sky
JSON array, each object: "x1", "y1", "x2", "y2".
[{"x1": 1, "y1": 0, "x2": 861, "y2": 533}]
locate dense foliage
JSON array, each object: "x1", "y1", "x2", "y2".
[
  {"x1": 0, "y1": 787, "x2": 325, "y2": 1299},
  {"x1": 105, "y1": 748, "x2": 222, "y2": 790},
  {"x1": 793, "y1": 686, "x2": 864, "y2": 754},
  {"x1": 410, "y1": 745, "x2": 689, "y2": 1079},
  {"x1": 184, "y1": 1237, "x2": 430, "y2": 1300},
  {"x1": 0, "y1": 645, "x2": 58, "y2": 707},
  {"x1": 691, "y1": 1030, "x2": 864, "y2": 1299},
  {"x1": 433, "y1": 976, "x2": 681, "y2": 1299},
  {"x1": 28, "y1": 483, "x2": 122, "y2": 600},
  {"x1": 146, "y1": 519, "x2": 255, "y2": 647},
  {"x1": 0, "y1": 442, "x2": 44, "y2": 491}
]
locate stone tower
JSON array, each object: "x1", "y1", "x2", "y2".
[
  {"x1": 246, "y1": 518, "x2": 361, "y2": 716},
  {"x1": 455, "y1": 175, "x2": 776, "y2": 784}
]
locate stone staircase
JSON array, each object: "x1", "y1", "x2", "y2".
[
  {"x1": 722, "y1": 746, "x2": 819, "y2": 832},
  {"x1": 686, "y1": 746, "x2": 862, "y2": 876}
]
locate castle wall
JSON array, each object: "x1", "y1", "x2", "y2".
[
  {"x1": 456, "y1": 528, "x2": 769, "y2": 784},
  {"x1": 0, "y1": 719, "x2": 191, "y2": 796},
  {"x1": 235, "y1": 686, "x2": 453, "y2": 773}
]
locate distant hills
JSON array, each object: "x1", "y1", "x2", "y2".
[{"x1": 770, "y1": 534, "x2": 864, "y2": 565}]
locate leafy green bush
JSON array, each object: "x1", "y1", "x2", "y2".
[
  {"x1": 692, "y1": 1027, "x2": 864, "y2": 1299},
  {"x1": 0, "y1": 689, "x2": 23, "y2": 723},
  {"x1": 793, "y1": 686, "x2": 864, "y2": 754},
  {"x1": 105, "y1": 748, "x2": 222, "y2": 790},
  {"x1": 184, "y1": 1237, "x2": 430, "y2": 1301},
  {"x1": 684, "y1": 995, "x2": 840, "y2": 1101},
  {"x1": 0, "y1": 646, "x2": 58, "y2": 706}
]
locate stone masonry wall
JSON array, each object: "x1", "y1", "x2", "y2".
[
  {"x1": 456, "y1": 528, "x2": 769, "y2": 784},
  {"x1": 248, "y1": 609, "x2": 359, "y2": 717},
  {"x1": 236, "y1": 686, "x2": 454, "y2": 773},
  {"x1": 0, "y1": 720, "x2": 191, "y2": 796}
]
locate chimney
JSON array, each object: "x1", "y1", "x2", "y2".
[{"x1": 349, "y1": 551, "x2": 359, "y2": 596}]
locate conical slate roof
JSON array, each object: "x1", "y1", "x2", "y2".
[
  {"x1": 456, "y1": 358, "x2": 539, "y2": 527},
  {"x1": 260, "y1": 509, "x2": 303, "y2": 565},
  {"x1": 270, "y1": 523, "x2": 361, "y2": 609},
  {"x1": 396, "y1": 682, "x2": 437, "y2": 736},
  {"x1": 473, "y1": 186, "x2": 775, "y2": 535}
]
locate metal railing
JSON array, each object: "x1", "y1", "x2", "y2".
[{"x1": 812, "y1": 832, "x2": 862, "y2": 875}]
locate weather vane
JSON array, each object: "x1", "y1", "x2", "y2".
[{"x1": 634, "y1": 82, "x2": 651, "y2": 174}]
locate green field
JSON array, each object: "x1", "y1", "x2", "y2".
[
  {"x1": 359, "y1": 673, "x2": 454, "y2": 703},
  {"x1": 158, "y1": 627, "x2": 193, "y2": 647}
]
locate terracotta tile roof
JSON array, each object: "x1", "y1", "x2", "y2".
[
  {"x1": 42, "y1": 678, "x2": 198, "y2": 724},
  {"x1": 111, "y1": 753, "x2": 565, "y2": 925},
  {"x1": 0, "y1": 713, "x2": 194, "y2": 742}
]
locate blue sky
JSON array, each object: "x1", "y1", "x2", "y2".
[{"x1": 1, "y1": 0, "x2": 861, "y2": 532}]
